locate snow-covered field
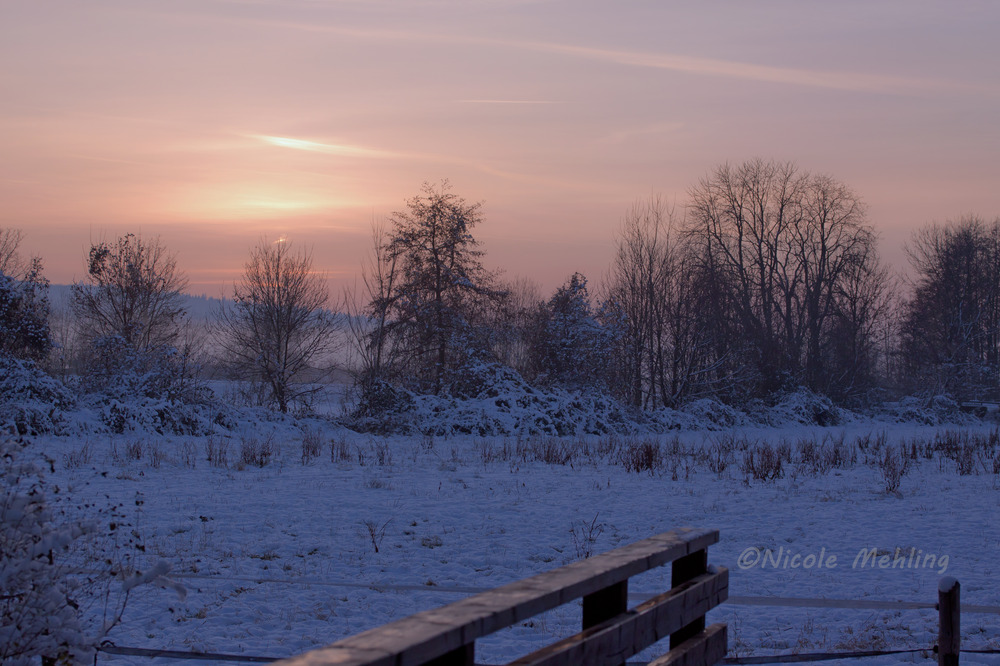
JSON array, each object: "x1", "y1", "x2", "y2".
[{"x1": 26, "y1": 415, "x2": 1000, "y2": 665}]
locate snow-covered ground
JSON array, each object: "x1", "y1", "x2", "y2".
[{"x1": 23, "y1": 416, "x2": 1000, "y2": 665}]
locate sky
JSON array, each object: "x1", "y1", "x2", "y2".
[{"x1": 2, "y1": 1, "x2": 1000, "y2": 297}]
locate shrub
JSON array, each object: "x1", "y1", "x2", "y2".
[
  {"x1": 706, "y1": 441, "x2": 733, "y2": 476},
  {"x1": 179, "y1": 441, "x2": 197, "y2": 469},
  {"x1": 330, "y1": 437, "x2": 351, "y2": 463},
  {"x1": 362, "y1": 518, "x2": 391, "y2": 553},
  {"x1": 373, "y1": 440, "x2": 393, "y2": 466},
  {"x1": 239, "y1": 433, "x2": 274, "y2": 468},
  {"x1": 81, "y1": 334, "x2": 206, "y2": 404},
  {"x1": 62, "y1": 440, "x2": 93, "y2": 469},
  {"x1": 1, "y1": 440, "x2": 186, "y2": 665},
  {"x1": 0, "y1": 354, "x2": 73, "y2": 436},
  {"x1": 878, "y1": 445, "x2": 910, "y2": 493},
  {"x1": 529, "y1": 437, "x2": 576, "y2": 465},
  {"x1": 205, "y1": 436, "x2": 229, "y2": 468},
  {"x1": 741, "y1": 443, "x2": 784, "y2": 481},
  {"x1": 301, "y1": 427, "x2": 323, "y2": 464},
  {"x1": 1, "y1": 440, "x2": 92, "y2": 664},
  {"x1": 620, "y1": 439, "x2": 661, "y2": 474},
  {"x1": 0, "y1": 268, "x2": 51, "y2": 362},
  {"x1": 569, "y1": 514, "x2": 605, "y2": 560}
]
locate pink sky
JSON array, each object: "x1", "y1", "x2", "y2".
[{"x1": 3, "y1": 1, "x2": 999, "y2": 296}]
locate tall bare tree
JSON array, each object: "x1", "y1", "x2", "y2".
[
  {"x1": 901, "y1": 216, "x2": 1000, "y2": 398},
  {"x1": 686, "y1": 159, "x2": 883, "y2": 398},
  {"x1": 217, "y1": 239, "x2": 338, "y2": 413},
  {"x1": 344, "y1": 220, "x2": 400, "y2": 397},
  {"x1": 604, "y1": 196, "x2": 716, "y2": 407},
  {"x1": 489, "y1": 275, "x2": 541, "y2": 379},
  {"x1": 824, "y1": 239, "x2": 893, "y2": 398}
]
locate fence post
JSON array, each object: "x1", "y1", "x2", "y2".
[
  {"x1": 582, "y1": 580, "x2": 628, "y2": 628},
  {"x1": 670, "y1": 548, "x2": 708, "y2": 649},
  {"x1": 425, "y1": 643, "x2": 475, "y2": 666},
  {"x1": 582, "y1": 580, "x2": 629, "y2": 666},
  {"x1": 938, "y1": 576, "x2": 960, "y2": 666}
]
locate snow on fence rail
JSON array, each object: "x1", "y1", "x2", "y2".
[{"x1": 272, "y1": 526, "x2": 727, "y2": 666}]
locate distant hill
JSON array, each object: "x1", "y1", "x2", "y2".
[{"x1": 49, "y1": 284, "x2": 225, "y2": 322}]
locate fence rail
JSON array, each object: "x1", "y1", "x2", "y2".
[{"x1": 272, "y1": 527, "x2": 727, "y2": 666}]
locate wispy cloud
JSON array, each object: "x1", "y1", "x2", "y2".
[
  {"x1": 516, "y1": 41, "x2": 941, "y2": 95},
  {"x1": 247, "y1": 132, "x2": 582, "y2": 190},
  {"x1": 600, "y1": 121, "x2": 685, "y2": 145},
  {"x1": 252, "y1": 134, "x2": 400, "y2": 158},
  {"x1": 227, "y1": 19, "x2": 976, "y2": 96},
  {"x1": 458, "y1": 99, "x2": 562, "y2": 105}
]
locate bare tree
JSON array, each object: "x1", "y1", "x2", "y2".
[
  {"x1": 0, "y1": 228, "x2": 29, "y2": 279},
  {"x1": 901, "y1": 216, "x2": 1000, "y2": 398},
  {"x1": 490, "y1": 275, "x2": 542, "y2": 379},
  {"x1": 217, "y1": 239, "x2": 338, "y2": 413},
  {"x1": 687, "y1": 159, "x2": 806, "y2": 393},
  {"x1": 824, "y1": 240, "x2": 894, "y2": 399},
  {"x1": 603, "y1": 196, "x2": 714, "y2": 407},
  {"x1": 343, "y1": 221, "x2": 398, "y2": 389},
  {"x1": 686, "y1": 159, "x2": 882, "y2": 398},
  {"x1": 795, "y1": 174, "x2": 876, "y2": 391},
  {"x1": 70, "y1": 234, "x2": 202, "y2": 399},
  {"x1": 71, "y1": 233, "x2": 187, "y2": 351}
]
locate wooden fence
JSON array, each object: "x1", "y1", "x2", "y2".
[{"x1": 273, "y1": 527, "x2": 728, "y2": 666}]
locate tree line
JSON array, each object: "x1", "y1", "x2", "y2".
[{"x1": 2, "y1": 158, "x2": 999, "y2": 415}]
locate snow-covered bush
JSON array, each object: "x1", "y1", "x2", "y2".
[
  {"x1": 675, "y1": 398, "x2": 747, "y2": 429},
  {"x1": 352, "y1": 360, "x2": 633, "y2": 437},
  {"x1": 71, "y1": 334, "x2": 237, "y2": 436},
  {"x1": 880, "y1": 394, "x2": 974, "y2": 426},
  {"x1": 1, "y1": 440, "x2": 92, "y2": 665},
  {"x1": 0, "y1": 267, "x2": 51, "y2": 362},
  {"x1": 352, "y1": 378, "x2": 415, "y2": 420},
  {"x1": 90, "y1": 396, "x2": 232, "y2": 436},
  {"x1": 354, "y1": 359, "x2": 861, "y2": 436},
  {"x1": 0, "y1": 354, "x2": 74, "y2": 436},
  {"x1": 81, "y1": 334, "x2": 207, "y2": 404},
  {"x1": 759, "y1": 387, "x2": 844, "y2": 426}
]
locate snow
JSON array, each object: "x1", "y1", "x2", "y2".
[
  {"x1": 939, "y1": 576, "x2": 959, "y2": 594},
  {"x1": 9, "y1": 416, "x2": 996, "y2": 665},
  {"x1": 4, "y1": 369, "x2": 999, "y2": 664}
]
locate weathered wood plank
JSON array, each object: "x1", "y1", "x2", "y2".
[
  {"x1": 273, "y1": 528, "x2": 719, "y2": 666},
  {"x1": 266, "y1": 645, "x2": 395, "y2": 666},
  {"x1": 503, "y1": 568, "x2": 728, "y2": 666},
  {"x1": 648, "y1": 624, "x2": 727, "y2": 666}
]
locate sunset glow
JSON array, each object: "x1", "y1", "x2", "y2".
[{"x1": 2, "y1": 2, "x2": 999, "y2": 295}]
